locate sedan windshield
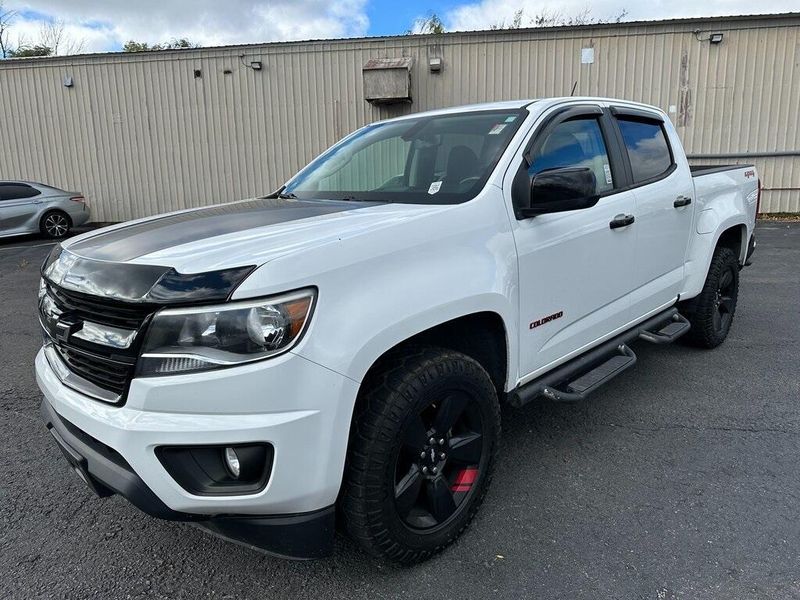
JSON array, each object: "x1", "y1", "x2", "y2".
[{"x1": 283, "y1": 109, "x2": 527, "y2": 205}]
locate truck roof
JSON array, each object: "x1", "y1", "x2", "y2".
[{"x1": 377, "y1": 97, "x2": 664, "y2": 123}]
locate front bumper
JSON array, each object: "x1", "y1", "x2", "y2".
[
  {"x1": 36, "y1": 347, "x2": 359, "y2": 558},
  {"x1": 41, "y1": 400, "x2": 335, "y2": 558}
]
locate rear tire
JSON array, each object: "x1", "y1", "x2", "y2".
[
  {"x1": 40, "y1": 210, "x2": 72, "y2": 239},
  {"x1": 340, "y1": 347, "x2": 500, "y2": 565},
  {"x1": 681, "y1": 246, "x2": 740, "y2": 348}
]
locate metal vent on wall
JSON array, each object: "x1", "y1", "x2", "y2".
[{"x1": 362, "y1": 57, "x2": 413, "y2": 104}]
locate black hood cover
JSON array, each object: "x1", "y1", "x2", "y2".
[
  {"x1": 42, "y1": 244, "x2": 254, "y2": 304},
  {"x1": 67, "y1": 197, "x2": 374, "y2": 262},
  {"x1": 42, "y1": 197, "x2": 374, "y2": 304}
]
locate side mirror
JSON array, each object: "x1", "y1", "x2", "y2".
[{"x1": 518, "y1": 167, "x2": 601, "y2": 218}]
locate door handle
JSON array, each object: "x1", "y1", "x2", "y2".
[
  {"x1": 609, "y1": 214, "x2": 635, "y2": 229},
  {"x1": 674, "y1": 195, "x2": 692, "y2": 207}
]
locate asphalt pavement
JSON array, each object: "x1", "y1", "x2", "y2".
[{"x1": 1, "y1": 223, "x2": 799, "y2": 599}]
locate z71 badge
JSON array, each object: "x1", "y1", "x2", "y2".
[{"x1": 530, "y1": 310, "x2": 564, "y2": 329}]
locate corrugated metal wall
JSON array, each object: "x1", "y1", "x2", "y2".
[{"x1": 1, "y1": 13, "x2": 798, "y2": 220}]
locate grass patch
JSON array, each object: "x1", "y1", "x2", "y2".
[{"x1": 758, "y1": 213, "x2": 800, "y2": 222}]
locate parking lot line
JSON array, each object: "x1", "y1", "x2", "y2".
[{"x1": 0, "y1": 242, "x2": 57, "y2": 251}]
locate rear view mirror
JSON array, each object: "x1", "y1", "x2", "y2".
[{"x1": 519, "y1": 167, "x2": 600, "y2": 217}]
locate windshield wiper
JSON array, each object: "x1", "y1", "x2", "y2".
[{"x1": 278, "y1": 192, "x2": 298, "y2": 199}]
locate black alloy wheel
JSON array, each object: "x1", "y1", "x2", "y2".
[
  {"x1": 394, "y1": 389, "x2": 486, "y2": 531},
  {"x1": 712, "y1": 264, "x2": 736, "y2": 336},
  {"x1": 341, "y1": 347, "x2": 500, "y2": 564},
  {"x1": 682, "y1": 245, "x2": 740, "y2": 348}
]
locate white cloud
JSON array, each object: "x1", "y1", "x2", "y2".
[
  {"x1": 3, "y1": 0, "x2": 796, "y2": 56},
  {"x1": 446, "y1": 0, "x2": 797, "y2": 31},
  {"x1": 3, "y1": 0, "x2": 369, "y2": 54}
]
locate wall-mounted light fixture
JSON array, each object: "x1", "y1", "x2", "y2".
[
  {"x1": 694, "y1": 30, "x2": 725, "y2": 45},
  {"x1": 63, "y1": 75, "x2": 74, "y2": 88},
  {"x1": 238, "y1": 54, "x2": 264, "y2": 71},
  {"x1": 429, "y1": 57, "x2": 442, "y2": 73}
]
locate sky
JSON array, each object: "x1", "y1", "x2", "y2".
[{"x1": 1, "y1": 0, "x2": 797, "y2": 54}]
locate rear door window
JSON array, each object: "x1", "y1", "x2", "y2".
[
  {"x1": 0, "y1": 183, "x2": 41, "y2": 201},
  {"x1": 615, "y1": 118, "x2": 674, "y2": 183}
]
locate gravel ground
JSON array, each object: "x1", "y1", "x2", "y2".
[{"x1": 1, "y1": 223, "x2": 799, "y2": 599}]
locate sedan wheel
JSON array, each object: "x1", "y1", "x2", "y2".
[{"x1": 41, "y1": 212, "x2": 71, "y2": 239}]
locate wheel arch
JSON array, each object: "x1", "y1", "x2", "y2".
[
  {"x1": 715, "y1": 223, "x2": 748, "y2": 264},
  {"x1": 682, "y1": 217, "x2": 749, "y2": 300},
  {"x1": 357, "y1": 310, "x2": 511, "y2": 401}
]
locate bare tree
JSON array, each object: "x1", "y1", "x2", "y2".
[
  {"x1": 0, "y1": 2, "x2": 15, "y2": 58},
  {"x1": 491, "y1": 7, "x2": 628, "y2": 29},
  {"x1": 490, "y1": 9, "x2": 525, "y2": 30},
  {"x1": 39, "y1": 19, "x2": 84, "y2": 55}
]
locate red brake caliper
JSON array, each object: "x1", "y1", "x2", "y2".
[{"x1": 450, "y1": 467, "x2": 478, "y2": 493}]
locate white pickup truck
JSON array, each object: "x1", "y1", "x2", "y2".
[{"x1": 37, "y1": 97, "x2": 758, "y2": 563}]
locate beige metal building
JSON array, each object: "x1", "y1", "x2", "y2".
[{"x1": 1, "y1": 12, "x2": 799, "y2": 220}]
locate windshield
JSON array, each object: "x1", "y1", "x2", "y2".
[{"x1": 283, "y1": 109, "x2": 527, "y2": 205}]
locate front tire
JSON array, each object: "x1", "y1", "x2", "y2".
[
  {"x1": 341, "y1": 347, "x2": 501, "y2": 564},
  {"x1": 682, "y1": 246, "x2": 740, "y2": 348},
  {"x1": 40, "y1": 210, "x2": 72, "y2": 239}
]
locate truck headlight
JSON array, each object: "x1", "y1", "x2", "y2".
[{"x1": 138, "y1": 289, "x2": 315, "y2": 376}]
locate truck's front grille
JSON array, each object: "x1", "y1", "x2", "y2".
[
  {"x1": 48, "y1": 286, "x2": 153, "y2": 330},
  {"x1": 40, "y1": 283, "x2": 156, "y2": 404},
  {"x1": 54, "y1": 345, "x2": 136, "y2": 396}
]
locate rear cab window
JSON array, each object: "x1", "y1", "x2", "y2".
[{"x1": 614, "y1": 117, "x2": 674, "y2": 184}]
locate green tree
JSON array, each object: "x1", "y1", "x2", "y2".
[
  {"x1": 122, "y1": 40, "x2": 152, "y2": 52},
  {"x1": 166, "y1": 38, "x2": 195, "y2": 49},
  {"x1": 123, "y1": 38, "x2": 199, "y2": 52},
  {"x1": 408, "y1": 13, "x2": 445, "y2": 35},
  {"x1": 8, "y1": 44, "x2": 52, "y2": 57}
]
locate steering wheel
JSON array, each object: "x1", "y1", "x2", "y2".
[{"x1": 458, "y1": 176, "x2": 481, "y2": 187}]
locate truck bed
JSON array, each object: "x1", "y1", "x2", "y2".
[{"x1": 690, "y1": 164, "x2": 754, "y2": 177}]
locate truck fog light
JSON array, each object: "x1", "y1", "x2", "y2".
[
  {"x1": 157, "y1": 443, "x2": 273, "y2": 495},
  {"x1": 223, "y1": 447, "x2": 241, "y2": 478}
]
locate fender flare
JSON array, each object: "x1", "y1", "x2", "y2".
[
  {"x1": 685, "y1": 217, "x2": 749, "y2": 300},
  {"x1": 342, "y1": 294, "x2": 517, "y2": 391}
]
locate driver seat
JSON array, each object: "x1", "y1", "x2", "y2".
[{"x1": 443, "y1": 146, "x2": 480, "y2": 188}]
